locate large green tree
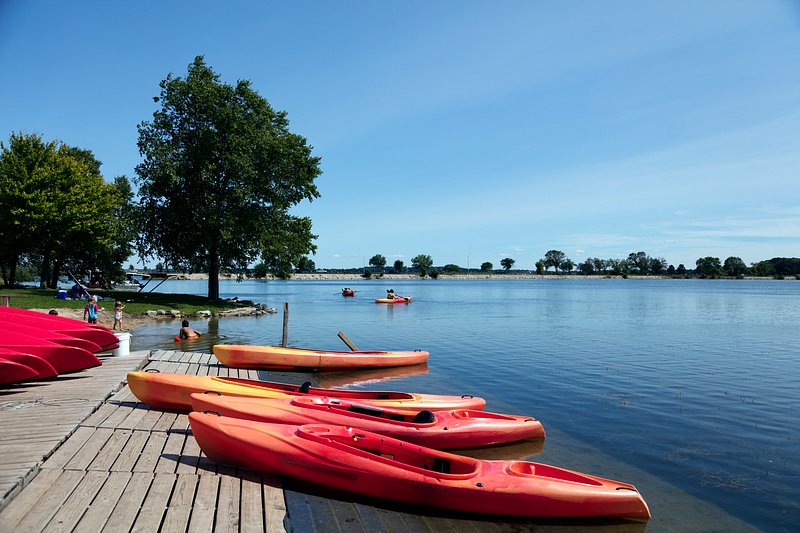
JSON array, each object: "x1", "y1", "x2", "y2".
[
  {"x1": 543, "y1": 249, "x2": 566, "y2": 273},
  {"x1": 500, "y1": 257, "x2": 515, "y2": 271},
  {"x1": 0, "y1": 132, "x2": 126, "y2": 287},
  {"x1": 135, "y1": 57, "x2": 321, "y2": 299},
  {"x1": 411, "y1": 254, "x2": 433, "y2": 277},
  {"x1": 369, "y1": 254, "x2": 387, "y2": 270}
]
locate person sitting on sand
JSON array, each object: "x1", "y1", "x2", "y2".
[{"x1": 179, "y1": 320, "x2": 202, "y2": 339}]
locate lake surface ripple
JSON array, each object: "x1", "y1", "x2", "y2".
[{"x1": 131, "y1": 278, "x2": 799, "y2": 531}]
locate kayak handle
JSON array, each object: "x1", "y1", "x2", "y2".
[
  {"x1": 145, "y1": 368, "x2": 160, "y2": 373},
  {"x1": 203, "y1": 410, "x2": 222, "y2": 417},
  {"x1": 203, "y1": 391, "x2": 222, "y2": 396},
  {"x1": 461, "y1": 395, "x2": 474, "y2": 399}
]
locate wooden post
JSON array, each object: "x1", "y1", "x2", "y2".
[
  {"x1": 281, "y1": 302, "x2": 289, "y2": 347},
  {"x1": 1, "y1": 295, "x2": 9, "y2": 307},
  {"x1": 337, "y1": 331, "x2": 359, "y2": 351}
]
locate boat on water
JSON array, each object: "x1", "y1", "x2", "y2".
[
  {"x1": 342, "y1": 288, "x2": 356, "y2": 297},
  {"x1": 127, "y1": 371, "x2": 485, "y2": 411},
  {"x1": 375, "y1": 296, "x2": 412, "y2": 304},
  {"x1": 189, "y1": 393, "x2": 544, "y2": 449},
  {"x1": 212, "y1": 344, "x2": 429, "y2": 370},
  {"x1": 188, "y1": 415, "x2": 650, "y2": 520}
]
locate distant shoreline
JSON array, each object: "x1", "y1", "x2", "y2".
[{"x1": 173, "y1": 273, "x2": 784, "y2": 281}]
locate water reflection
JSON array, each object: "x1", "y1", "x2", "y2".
[{"x1": 314, "y1": 363, "x2": 429, "y2": 389}]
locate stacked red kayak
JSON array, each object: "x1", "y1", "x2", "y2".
[{"x1": 0, "y1": 307, "x2": 117, "y2": 386}]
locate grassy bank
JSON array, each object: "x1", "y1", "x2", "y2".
[{"x1": 0, "y1": 286, "x2": 241, "y2": 315}]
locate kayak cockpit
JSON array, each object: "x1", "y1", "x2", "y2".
[{"x1": 297, "y1": 424, "x2": 480, "y2": 478}]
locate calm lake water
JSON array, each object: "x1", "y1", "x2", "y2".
[{"x1": 130, "y1": 278, "x2": 799, "y2": 531}]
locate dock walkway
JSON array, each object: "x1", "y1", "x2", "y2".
[{"x1": 1, "y1": 350, "x2": 545, "y2": 532}]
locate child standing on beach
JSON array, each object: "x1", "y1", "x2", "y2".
[
  {"x1": 83, "y1": 297, "x2": 102, "y2": 324},
  {"x1": 112, "y1": 301, "x2": 125, "y2": 331}
]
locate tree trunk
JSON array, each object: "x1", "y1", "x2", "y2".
[
  {"x1": 208, "y1": 247, "x2": 220, "y2": 300},
  {"x1": 40, "y1": 250, "x2": 50, "y2": 289},
  {"x1": 50, "y1": 258, "x2": 62, "y2": 288}
]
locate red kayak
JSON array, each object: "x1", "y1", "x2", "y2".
[
  {"x1": 0, "y1": 322, "x2": 101, "y2": 353},
  {"x1": 0, "y1": 307, "x2": 119, "y2": 351},
  {"x1": 0, "y1": 357, "x2": 39, "y2": 385},
  {"x1": 0, "y1": 347, "x2": 58, "y2": 379},
  {"x1": 189, "y1": 415, "x2": 650, "y2": 520},
  {"x1": 190, "y1": 393, "x2": 545, "y2": 449},
  {"x1": 342, "y1": 289, "x2": 356, "y2": 297},
  {"x1": 0, "y1": 332, "x2": 102, "y2": 373}
]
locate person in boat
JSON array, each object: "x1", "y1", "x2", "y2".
[
  {"x1": 179, "y1": 320, "x2": 202, "y2": 339},
  {"x1": 386, "y1": 289, "x2": 396, "y2": 300}
]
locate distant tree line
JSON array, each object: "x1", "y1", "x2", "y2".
[{"x1": 349, "y1": 249, "x2": 800, "y2": 279}]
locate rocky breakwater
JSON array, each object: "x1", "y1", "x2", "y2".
[{"x1": 144, "y1": 300, "x2": 277, "y2": 319}]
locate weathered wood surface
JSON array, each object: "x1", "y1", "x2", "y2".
[
  {"x1": 0, "y1": 350, "x2": 290, "y2": 533},
  {"x1": 0, "y1": 354, "x2": 145, "y2": 510},
  {"x1": 0, "y1": 349, "x2": 659, "y2": 533}
]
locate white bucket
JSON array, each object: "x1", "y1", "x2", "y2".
[{"x1": 112, "y1": 332, "x2": 131, "y2": 357}]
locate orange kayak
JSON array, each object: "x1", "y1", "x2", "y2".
[
  {"x1": 375, "y1": 296, "x2": 412, "y2": 303},
  {"x1": 189, "y1": 415, "x2": 650, "y2": 520},
  {"x1": 190, "y1": 393, "x2": 544, "y2": 449},
  {"x1": 127, "y1": 371, "x2": 485, "y2": 411},
  {"x1": 213, "y1": 344, "x2": 429, "y2": 370}
]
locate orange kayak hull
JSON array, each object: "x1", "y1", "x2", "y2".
[
  {"x1": 189, "y1": 415, "x2": 650, "y2": 520},
  {"x1": 189, "y1": 393, "x2": 544, "y2": 448},
  {"x1": 375, "y1": 297, "x2": 412, "y2": 303},
  {"x1": 127, "y1": 371, "x2": 485, "y2": 411},
  {"x1": 213, "y1": 344, "x2": 429, "y2": 370}
]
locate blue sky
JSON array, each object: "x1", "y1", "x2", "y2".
[{"x1": 1, "y1": 1, "x2": 799, "y2": 270}]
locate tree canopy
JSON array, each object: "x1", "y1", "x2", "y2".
[
  {"x1": 0, "y1": 132, "x2": 131, "y2": 287},
  {"x1": 369, "y1": 254, "x2": 387, "y2": 270},
  {"x1": 500, "y1": 257, "x2": 515, "y2": 271},
  {"x1": 411, "y1": 254, "x2": 433, "y2": 276},
  {"x1": 135, "y1": 56, "x2": 321, "y2": 299},
  {"x1": 543, "y1": 250, "x2": 566, "y2": 273}
]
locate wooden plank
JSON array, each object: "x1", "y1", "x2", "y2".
[
  {"x1": 45, "y1": 470, "x2": 108, "y2": 531},
  {"x1": 133, "y1": 407, "x2": 166, "y2": 432},
  {"x1": 0, "y1": 468, "x2": 63, "y2": 530},
  {"x1": 88, "y1": 429, "x2": 132, "y2": 472},
  {"x1": 130, "y1": 473, "x2": 174, "y2": 533},
  {"x1": 161, "y1": 473, "x2": 198, "y2": 533},
  {"x1": 41, "y1": 425, "x2": 96, "y2": 470},
  {"x1": 214, "y1": 475, "x2": 241, "y2": 532},
  {"x1": 10, "y1": 470, "x2": 85, "y2": 532},
  {"x1": 263, "y1": 473, "x2": 287, "y2": 533},
  {"x1": 64, "y1": 427, "x2": 114, "y2": 471},
  {"x1": 114, "y1": 403, "x2": 151, "y2": 430},
  {"x1": 71, "y1": 472, "x2": 132, "y2": 533},
  {"x1": 133, "y1": 431, "x2": 168, "y2": 473},
  {"x1": 111, "y1": 430, "x2": 150, "y2": 472},
  {"x1": 154, "y1": 430, "x2": 185, "y2": 474},
  {"x1": 99, "y1": 472, "x2": 153, "y2": 533},
  {"x1": 151, "y1": 410, "x2": 180, "y2": 433},
  {"x1": 240, "y1": 470, "x2": 264, "y2": 532},
  {"x1": 82, "y1": 402, "x2": 121, "y2": 427},
  {"x1": 186, "y1": 474, "x2": 218, "y2": 533},
  {"x1": 176, "y1": 432, "x2": 201, "y2": 474}
]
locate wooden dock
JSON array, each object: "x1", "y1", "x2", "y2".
[{"x1": 0, "y1": 350, "x2": 651, "y2": 532}]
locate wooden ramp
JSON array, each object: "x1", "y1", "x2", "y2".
[{"x1": 0, "y1": 350, "x2": 287, "y2": 533}]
